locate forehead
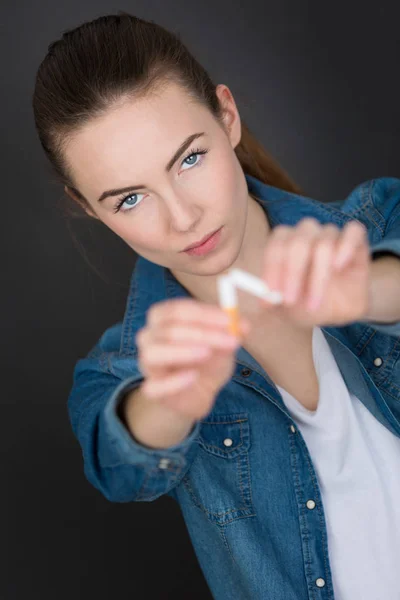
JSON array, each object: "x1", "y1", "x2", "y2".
[{"x1": 64, "y1": 82, "x2": 212, "y2": 199}]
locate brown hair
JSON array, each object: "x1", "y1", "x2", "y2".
[{"x1": 32, "y1": 11, "x2": 302, "y2": 215}]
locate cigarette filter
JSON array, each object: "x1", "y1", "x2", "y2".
[
  {"x1": 216, "y1": 274, "x2": 241, "y2": 338},
  {"x1": 217, "y1": 268, "x2": 283, "y2": 340}
]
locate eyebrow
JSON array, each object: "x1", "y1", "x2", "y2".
[{"x1": 97, "y1": 132, "x2": 206, "y2": 203}]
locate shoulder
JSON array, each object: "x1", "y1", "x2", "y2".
[{"x1": 338, "y1": 177, "x2": 400, "y2": 223}]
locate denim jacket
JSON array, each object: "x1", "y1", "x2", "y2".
[{"x1": 68, "y1": 174, "x2": 400, "y2": 600}]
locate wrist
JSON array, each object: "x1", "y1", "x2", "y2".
[
  {"x1": 120, "y1": 386, "x2": 196, "y2": 449},
  {"x1": 365, "y1": 255, "x2": 400, "y2": 323}
]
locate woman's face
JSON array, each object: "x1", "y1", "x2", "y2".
[{"x1": 64, "y1": 81, "x2": 253, "y2": 278}]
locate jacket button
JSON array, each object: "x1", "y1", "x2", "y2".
[
  {"x1": 241, "y1": 368, "x2": 252, "y2": 377},
  {"x1": 306, "y1": 500, "x2": 316, "y2": 510},
  {"x1": 223, "y1": 438, "x2": 233, "y2": 447},
  {"x1": 374, "y1": 357, "x2": 383, "y2": 367},
  {"x1": 316, "y1": 578, "x2": 326, "y2": 588},
  {"x1": 290, "y1": 425, "x2": 296, "y2": 433},
  {"x1": 158, "y1": 458, "x2": 171, "y2": 469}
]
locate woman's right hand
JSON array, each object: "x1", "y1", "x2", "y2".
[{"x1": 135, "y1": 298, "x2": 251, "y2": 421}]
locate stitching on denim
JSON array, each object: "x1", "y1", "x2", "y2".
[
  {"x1": 136, "y1": 466, "x2": 155, "y2": 501},
  {"x1": 201, "y1": 418, "x2": 247, "y2": 425},
  {"x1": 183, "y1": 470, "x2": 254, "y2": 519},
  {"x1": 121, "y1": 268, "x2": 140, "y2": 355},
  {"x1": 244, "y1": 449, "x2": 254, "y2": 508},
  {"x1": 371, "y1": 338, "x2": 400, "y2": 387},
  {"x1": 357, "y1": 328, "x2": 378, "y2": 355},
  {"x1": 182, "y1": 475, "x2": 238, "y2": 518},
  {"x1": 295, "y1": 430, "x2": 334, "y2": 599},
  {"x1": 339, "y1": 181, "x2": 386, "y2": 239},
  {"x1": 288, "y1": 431, "x2": 316, "y2": 600},
  {"x1": 385, "y1": 381, "x2": 400, "y2": 394},
  {"x1": 181, "y1": 434, "x2": 256, "y2": 525},
  {"x1": 136, "y1": 464, "x2": 182, "y2": 501},
  {"x1": 220, "y1": 526, "x2": 239, "y2": 566},
  {"x1": 236, "y1": 359, "x2": 270, "y2": 380},
  {"x1": 200, "y1": 421, "x2": 245, "y2": 454},
  {"x1": 237, "y1": 451, "x2": 244, "y2": 506},
  {"x1": 375, "y1": 371, "x2": 400, "y2": 399}
]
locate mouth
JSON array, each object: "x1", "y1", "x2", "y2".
[
  {"x1": 182, "y1": 228, "x2": 221, "y2": 252},
  {"x1": 181, "y1": 226, "x2": 224, "y2": 257},
  {"x1": 181, "y1": 227, "x2": 222, "y2": 252}
]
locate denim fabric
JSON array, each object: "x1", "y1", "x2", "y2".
[{"x1": 68, "y1": 175, "x2": 400, "y2": 599}]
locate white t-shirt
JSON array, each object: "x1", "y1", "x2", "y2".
[{"x1": 276, "y1": 326, "x2": 400, "y2": 600}]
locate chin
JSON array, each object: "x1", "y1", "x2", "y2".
[{"x1": 199, "y1": 238, "x2": 242, "y2": 277}]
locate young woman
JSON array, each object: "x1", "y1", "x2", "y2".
[{"x1": 32, "y1": 12, "x2": 400, "y2": 600}]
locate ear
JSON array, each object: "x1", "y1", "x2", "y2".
[
  {"x1": 216, "y1": 84, "x2": 242, "y2": 149},
  {"x1": 64, "y1": 186, "x2": 99, "y2": 220}
]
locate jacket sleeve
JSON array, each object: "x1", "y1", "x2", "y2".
[
  {"x1": 362, "y1": 178, "x2": 400, "y2": 337},
  {"x1": 67, "y1": 322, "x2": 201, "y2": 503}
]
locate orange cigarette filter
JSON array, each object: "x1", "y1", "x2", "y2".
[
  {"x1": 218, "y1": 268, "x2": 283, "y2": 342},
  {"x1": 217, "y1": 273, "x2": 243, "y2": 340},
  {"x1": 224, "y1": 306, "x2": 241, "y2": 338}
]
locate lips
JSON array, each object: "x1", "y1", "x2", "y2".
[{"x1": 182, "y1": 227, "x2": 221, "y2": 251}]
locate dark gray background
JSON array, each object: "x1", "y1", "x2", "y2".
[{"x1": 2, "y1": 1, "x2": 399, "y2": 598}]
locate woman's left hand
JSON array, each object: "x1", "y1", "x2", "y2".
[{"x1": 260, "y1": 217, "x2": 371, "y2": 327}]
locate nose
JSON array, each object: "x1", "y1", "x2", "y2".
[{"x1": 163, "y1": 190, "x2": 202, "y2": 232}]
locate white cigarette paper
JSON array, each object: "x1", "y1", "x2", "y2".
[
  {"x1": 217, "y1": 268, "x2": 283, "y2": 338},
  {"x1": 217, "y1": 274, "x2": 238, "y2": 309},
  {"x1": 229, "y1": 268, "x2": 283, "y2": 304}
]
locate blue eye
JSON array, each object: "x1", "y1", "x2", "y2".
[
  {"x1": 182, "y1": 153, "x2": 199, "y2": 167},
  {"x1": 112, "y1": 192, "x2": 142, "y2": 214},
  {"x1": 113, "y1": 146, "x2": 209, "y2": 214}
]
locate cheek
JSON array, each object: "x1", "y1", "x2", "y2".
[
  {"x1": 102, "y1": 217, "x2": 158, "y2": 251},
  {"x1": 205, "y1": 152, "x2": 242, "y2": 209}
]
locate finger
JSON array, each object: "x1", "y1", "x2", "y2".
[
  {"x1": 142, "y1": 369, "x2": 199, "y2": 400},
  {"x1": 147, "y1": 298, "x2": 231, "y2": 329},
  {"x1": 306, "y1": 225, "x2": 340, "y2": 311},
  {"x1": 262, "y1": 226, "x2": 292, "y2": 296},
  {"x1": 140, "y1": 343, "x2": 212, "y2": 377},
  {"x1": 333, "y1": 221, "x2": 368, "y2": 270},
  {"x1": 284, "y1": 218, "x2": 322, "y2": 305},
  {"x1": 154, "y1": 324, "x2": 241, "y2": 350}
]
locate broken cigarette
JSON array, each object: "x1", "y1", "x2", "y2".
[{"x1": 217, "y1": 268, "x2": 283, "y2": 338}]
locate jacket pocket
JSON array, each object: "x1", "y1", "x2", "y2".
[{"x1": 182, "y1": 413, "x2": 256, "y2": 525}]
